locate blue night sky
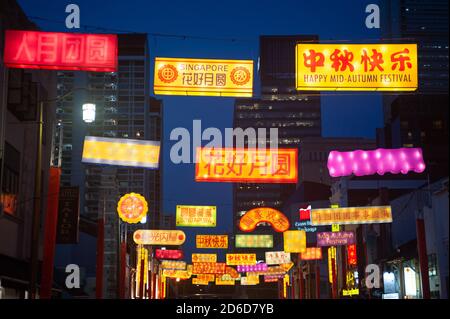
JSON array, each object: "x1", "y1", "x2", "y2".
[{"x1": 18, "y1": 0, "x2": 384, "y2": 257}]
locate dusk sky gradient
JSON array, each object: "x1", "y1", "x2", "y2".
[{"x1": 18, "y1": 0, "x2": 384, "y2": 257}]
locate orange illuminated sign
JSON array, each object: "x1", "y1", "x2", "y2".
[
  {"x1": 311, "y1": 206, "x2": 392, "y2": 226},
  {"x1": 283, "y1": 230, "x2": 306, "y2": 253},
  {"x1": 176, "y1": 205, "x2": 216, "y2": 227},
  {"x1": 192, "y1": 254, "x2": 217, "y2": 263},
  {"x1": 195, "y1": 148, "x2": 298, "y2": 183},
  {"x1": 296, "y1": 43, "x2": 418, "y2": 91},
  {"x1": 163, "y1": 266, "x2": 192, "y2": 280},
  {"x1": 239, "y1": 207, "x2": 290, "y2": 232},
  {"x1": 117, "y1": 193, "x2": 148, "y2": 224},
  {"x1": 225, "y1": 267, "x2": 240, "y2": 279},
  {"x1": 226, "y1": 254, "x2": 257, "y2": 266},
  {"x1": 196, "y1": 235, "x2": 228, "y2": 249},
  {"x1": 192, "y1": 262, "x2": 226, "y2": 274},
  {"x1": 3, "y1": 30, "x2": 117, "y2": 72},
  {"x1": 192, "y1": 278, "x2": 209, "y2": 285},
  {"x1": 216, "y1": 277, "x2": 235, "y2": 286},
  {"x1": 133, "y1": 230, "x2": 186, "y2": 246},
  {"x1": 300, "y1": 247, "x2": 323, "y2": 260},
  {"x1": 154, "y1": 57, "x2": 253, "y2": 97}
]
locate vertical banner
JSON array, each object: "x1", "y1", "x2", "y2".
[
  {"x1": 40, "y1": 167, "x2": 61, "y2": 299},
  {"x1": 56, "y1": 186, "x2": 80, "y2": 244}
]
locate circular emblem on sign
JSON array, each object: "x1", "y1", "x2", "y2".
[
  {"x1": 158, "y1": 64, "x2": 178, "y2": 83},
  {"x1": 117, "y1": 193, "x2": 148, "y2": 224},
  {"x1": 230, "y1": 66, "x2": 251, "y2": 86}
]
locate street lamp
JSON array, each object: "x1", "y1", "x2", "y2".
[{"x1": 82, "y1": 103, "x2": 96, "y2": 123}]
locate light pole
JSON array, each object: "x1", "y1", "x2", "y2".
[{"x1": 30, "y1": 88, "x2": 94, "y2": 299}]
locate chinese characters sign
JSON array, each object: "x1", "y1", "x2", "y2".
[
  {"x1": 155, "y1": 249, "x2": 183, "y2": 260},
  {"x1": 133, "y1": 230, "x2": 186, "y2": 246},
  {"x1": 265, "y1": 252, "x2": 291, "y2": 265},
  {"x1": 192, "y1": 262, "x2": 226, "y2": 274},
  {"x1": 192, "y1": 254, "x2": 217, "y2": 263},
  {"x1": 347, "y1": 244, "x2": 357, "y2": 266},
  {"x1": 160, "y1": 260, "x2": 186, "y2": 270},
  {"x1": 196, "y1": 235, "x2": 228, "y2": 249},
  {"x1": 317, "y1": 232, "x2": 355, "y2": 247},
  {"x1": 117, "y1": 193, "x2": 148, "y2": 224},
  {"x1": 215, "y1": 277, "x2": 235, "y2": 286},
  {"x1": 239, "y1": 207, "x2": 290, "y2": 232},
  {"x1": 176, "y1": 205, "x2": 216, "y2": 227},
  {"x1": 154, "y1": 57, "x2": 253, "y2": 97},
  {"x1": 235, "y1": 235, "x2": 273, "y2": 248},
  {"x1": 300, "y1": 247, "x2": 323, "y2": 260},
  {"x1": 226, "y1": 254, "x2": 257, "y2": 266},
  {"x1": 296, "y1": 43, "x2": 418, "y2": 91},
  {"x1": 4, "y1": 30, "x2": 117, "y2": 72},
  {"x1": 237, "y1": 263, "x2": 268, "y2": 273},
  {"x1": 82, "y1": 136, "x2": 160, "y2": 169},
  {"x1": 311, "y1": 206, "x2": 392, "y2": 226},
  {"x1": 327, "y1": 148, "x2": 426, "y2": 177},
  {"x1": 196, "y1": 274, "x2": 215, "y2": 282},
  {"x1": 163, "y1": 268, "x2": 192, "y2": 280},
  {"x1": 195, "y1": 148, "x2": 298, "y2": 183},
  {"x1": 283, "y1": 230, "x2": 306, "y2": 253},
  {"x1": 240, "y1": 275, "x2": 259, "y2": 286}
]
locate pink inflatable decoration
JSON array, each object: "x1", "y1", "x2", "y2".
[{"x1": 327, "y1": 148, "x2": 426, "y2": 177}]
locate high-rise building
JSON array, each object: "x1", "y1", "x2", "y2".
[
  {"x1": 233, "y1": 36, "x2": 321, "y2": 252},
  {"x1": 53, "y1": 34, "x2": 160, "y2": 298}
]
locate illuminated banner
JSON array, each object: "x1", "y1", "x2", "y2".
[
  {"x1": 300, "y1": 247, "x2": 322, "y2": 260},
  {"x1": 154, "y1": 57, "x2": 253, "y2": 97},
  {"x1": 176, "y1": 205, "x2": 216, "y2": 227},
  {"x1": 295, "y1": 43, "x2": 418, "y2": 91},
  {"x1": 347, "y1": 244, "x2": 357, "y2": 266},
  {"x1": 196, "y1": 274, "x2": 215, "y2": 282},
  {"x1": 82, "y1": 136, "x2": 160, "y2": 169},
  {"x1": 192, "y1": 278, "x2": 209, "y2": 285},
  {"x1": 196, "y1": 235, "x2": 228, "y2": 249},
  {"x1": 237, "y1": 263, "x2": 268, "y2": 273},
  {"x1": 56, "y1": 186, "x2": 80, "y2": 244},
  {"x1": 215, "y1": 277, "x2": 235, "y2": 286},
  {"x1": 327, "y1": 148, "x2": 425, "y2": 177},
  {"x1": 253, "y1": 264, "x2": 289, "y2": 276},
  {"x1": 195, "y1": 148, "x2": 298, "y2": 183},
  {"x1": 117, "y1": 193, "x2": 148, "y2": 224},
  {"x1": 240, "y1": 275, "x2": 259, "y2": 286},
  {"x1": 239, "y1": 207, "x2": 290, "y2": 232},
  {"x1": 192, "y1": 262, "x2": 226, "y2": 274},
  {"x1": 328, "y1": 247, "x2": 336, "y2": 283},
  {"x1": 343, "y1": 288, "x2": 359, "y2": 296},
  {"x1": 311, "y1": 206, "x2": 392, "y2": 226},
  {"x1": 133, "y1": 230, "x2": 186, "y2": 246},
  {"x1": 235, "y1": 235, "x2": 273, "y2": 248},
  {"x1": 283, "y1": 230, "x2": 306, "y2": 253},
  {"x1": 317, "y1": 231, "x2": 355, "y2": 247},
  {"x1": 192, "y1": 254, "x2": 217, "y2": 263},
  {"x1": 160, "y1": 260, "x2": 186, "y2": 270},
  {"x1": 4, "y1": 30, "x2": 117, "y2": 72},
  {"x1": 226, "y1": 254, "x2": 257, "y2": 266},
  {"x1": 225, "y1": 267, "x2": 240, "y2": 279},
  {"x1": 163, "y1": 268, "x2": 192, "y2": 279},
  {"x1": 155, "y1": 249, "x2": 183, "y2": 260},
  {"x1": 265, "y1": 252, "x2": 291, "y2": 265}
]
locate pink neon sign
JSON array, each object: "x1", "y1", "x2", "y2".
[{"x1": 327, "y1": 148, "x2": 425, "y2": 177}]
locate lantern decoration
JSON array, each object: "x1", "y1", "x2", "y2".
[
  {"x1": 327, "y1": 148, "x2": 425, "y2": 177},
  {"x1": 117, "y1": 193, "x2": 148, "y2": 224}
]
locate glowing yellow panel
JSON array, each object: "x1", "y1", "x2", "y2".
[
  {"x1": 311, "y1": 206, "x2": 392, "y2": 226},
  {"x1": 226, "y1": 254, "x2": 257, "y2": 266},
  {"x1": 296, "y1": 44, "x2": 418, "y2": 91},
  {"x1": 154, "y1": 57, "x2": 253, "y2": 97},
  {"x1": 176, "y1": 205, "x2": 216, "y2": 227},
  {"x1": 283, "y1": 230, "x2": 306, "y2": 253},
  {"x1": 196, "y1": 235, "x2": 228, "y2": 249}
]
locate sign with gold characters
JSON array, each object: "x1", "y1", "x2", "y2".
[
  {"x1": 176, "y1": 205, "x2": 216, "y2": 227},
  {"x1": 196, "y1": 235, "x2": 228, "y2": 249},
  {"x1": 296, "y1": 44, "x2": 418, "y2": 91},
  {"x1": 154, "y1": 57, "x2": 253, "y2": 97},
  {"x1": 311, "y1": 206, "x2": 392, "y2": 226}
]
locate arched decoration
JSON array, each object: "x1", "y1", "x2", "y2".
[{"x1": 239, "y1": 207, "x2": 290, "y2": 233}]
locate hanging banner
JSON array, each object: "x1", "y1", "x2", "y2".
[
  {"x1": 195, "y1": 148, "x2": 298, "y2": 183},
  {"x1": 296, "y1": 43, "x2": 418, "y2": 91},
  {"x1": 133, "y1": 230, "x2": 186, "y2": 245},
  {"x1": 283, "y1": 230, "x2": 306, "y2": 253},
  {"x1": 160, "y1": 260, "x2": 186, "y2": 270},
  {"x1": 311, "y1": 206, "x2": 392, "y2": 226},
  {"x1": 327, "y1": 148, "x2": 425, "y2": 177},
  {"x1": 155, "y1": 249, "x2": 183, "y2": 260},
  {"x1": 300, "y1": 247, "x2": 323, "y2": 260},
  {"x1": 317, "y1": 231, "x2": 355, "y2": 247},
  {"x1": 117, "y1": 193, "x2": 148, "y2": 224},
  {"x1": 163, "y1": 265, "x2": 192, "y2": 279},
  {"x1": 239, "y1": 207, "x2": 290, "y2": 232},
  {"x1": 3, "y1": 30, "x2": 117, "y2": 72},
  {"x1": 215, "y1": 277, "x2": 235, "y2": 286},
  {"x1": 347, "y1": 244, "x2": 357, "y2": 266},
  {"x1": 192, "y1": 253, "x2": 217, "y2": 263},
  {"x1": 240, "y1": 275, "x2": 259, "y2": 286},
  {"x1": 265, "y1": 252, "x2": 291, "y2": 265},
  {"x1": 225, "y1": 267, "x2": 240, "y2": 279},
  {"x1": 226, "y1": 254, "x2": 257, "y2": 266},
  {"x1": 176, "y1": 205, "x2": 216, "y2": 227},
  {"x1": 82, "y1": 136, "x2": 160, "y2": 169},
  {"x1": 196, "y1": 235, "x2": 228, "y2": 249},
  {"x1": 154, "y1": 57, "x2": 253, "y2": 97},
  {"x1": 235, "y1": 235, "x2": 273, "y2": 248},
  {"x1": 56, "y1": 186, "x2": 80, "y2": 244},
  {"x1": 192, "y1": 278, "x2": 209, "y2": 285},
  {"x1": 237, "y1": 263, "x2": 268, "y2": 273},
  {"x1": 328, "y1": 247, "x2": 336, "y2": 283},
  {"x1": 192, "y1": 262, "x2": 226, "y2": 274},
  {"x1": 196, "y1": 274, "x2": 215, "y2": 282}
]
